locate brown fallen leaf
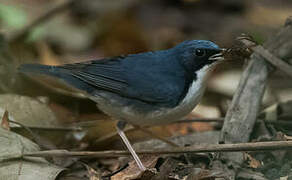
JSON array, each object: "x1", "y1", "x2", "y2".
[
  {"x1": 0, "y1": 127, "x2": 64, "y2": 179},
  {"x1": 112, "y1": 155, "x2": 158, "y2": 180},
  {"x1": 1, "y1": 110, "x2": 10, "y2": 131},
  {"x1": 245, "y1": 153, "x2": 262, "y2": 169}
]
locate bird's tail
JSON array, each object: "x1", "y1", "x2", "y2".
[
  {"x1": 18, "y1": 63, "x2": 95, "y2": 93},
  {"x1": 18, "y1": 64, "x2": 60, "y2": 77}
]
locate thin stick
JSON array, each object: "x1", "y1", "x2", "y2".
[
  {"x1": 8, "y1": 120, "x2": 39, "y2": 142},
  {"x1": 10, "y1": 125, "x2": 82, "y2": 131},
  {"x1": 178, "y1": 118, "x2": 292, "y2": 126},
  {"x1": 132, "y1": 124, "x2": 179, "y2": 147},
  {"x1": 94, "y1": 126, "x2": 135, "y2": 144},
  {"x1": 93, "y1": 118, "x2": 292, "y2": 145},
  {"x1": 240, "y1": 38, "x2": 292, "y2": 78},
  {"x1": 9, "y1": 118, "x2": 292, "y2": 133},
  {"x1": 19, "y1": 141, "x2": 292, "y2": 158},
  {"x1": 176, "y1": 118, "x2": 225, "y2": 123}
]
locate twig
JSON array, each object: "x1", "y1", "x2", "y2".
[
  {"x1": 8, "y1": 120, "x2": 57, "y2": 150},
  {"x1": 10, "y1": 125, "x2": 83, "y2": 131},
  {"x1": 8, "y1": 0, "x2": 76, "y2": 42},
  {"x1": 178, "y1": 118, "x2": 292, "y2": 126},
  {"x1": 17, "y1": 141, "x2": 292, "y2": 159},
  {"x1": 176, "y1": 118, "x2": 225, "y2": 123},
  {"x1": 8, "y1": 117, "x2": 292, "y2": 144},
  {"x1": 239, "y1": 38, "x2": 292, "y2": 78},
  {"x1": 8, "y1": 120, "x2": 39, "y2": 142},
  {"x1": 132, "y1": 124, "x2": 179, "y2": 147},
  {"x1": 93, "y1": 118, "x2": 224, "y2": 145},
  {"x1": 94, "y1": 126, "x2": 135, "y2": 145},
  {"x1": 93, "y1": 117, "x2": 292, "y2": 145}
]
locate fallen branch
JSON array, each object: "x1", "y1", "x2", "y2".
[
  {"x1": 132, "y1": 124, "x2": 179, "y2": 147},
  {"x1": 221, "y1": 17, "x2": 292, "y2": 144},
  {"x1": 239, "y1": 37, "x2": 292, "y2": 78},
  {"x1": 10, "y1": 124, "x2": 83, "y2": 131},
  {"x1": 18, "y1": 141, "x2": 292, "y2": 158},
  {"x1": 178, "y1": 118, "x2": 292, "y2": 126}
]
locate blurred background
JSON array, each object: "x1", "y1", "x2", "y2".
[{"x1": 0, "y1": 0, "x2": 292, "y2": 150}]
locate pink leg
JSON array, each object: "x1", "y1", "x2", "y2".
[{"x1": 116, "y1": 121, "x2": 146, "y2": 171}]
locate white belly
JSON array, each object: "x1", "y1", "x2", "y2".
[{"x1": 91, "y1": 66, "x2": 211, "y2": 126}]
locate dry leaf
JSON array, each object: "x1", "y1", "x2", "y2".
[
  {"x1": 0, "y1": 127, "x2": 64, "y2": 180},
  {"x1": 245, "y1": 153, "x2": 261, "y2": 169},
  {"x1": 0, "y1": 94, "x2": 59, "y2": 127},
  {"x1": 0, "y1": 94, "x2": 69, "y2": 147},
  {"x1": 112, "y1": 155, "x2": 158, "y2": 180}
]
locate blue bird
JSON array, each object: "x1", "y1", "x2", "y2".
[{"x1": 19, "y1": 40, "x2": 224, "y2": 171}]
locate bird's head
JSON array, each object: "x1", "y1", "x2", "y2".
[{"x1": 174, "y1": 40, "x2": 224, "y2": 78}]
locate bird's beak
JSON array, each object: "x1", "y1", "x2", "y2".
[{"x1": 208, "y1": 48, "x2": 225, "y2": 61}]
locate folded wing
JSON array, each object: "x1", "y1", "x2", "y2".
[{"x1": 20, "y1": 54, "x2": 188, "y2": 107}]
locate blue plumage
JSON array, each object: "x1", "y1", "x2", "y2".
[
  {"x1": 19, "y1": 40, "x2": 222, "y2": 108},
  {"x1": 19, "y1": 40, "x2": 224, "y2": 171}
]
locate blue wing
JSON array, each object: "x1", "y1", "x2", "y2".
[
  {"x1": 20, "y1": 52, "x2": 189, "y2": 107},
  {"x1": 60, "y1": 57, "x2": 128, "y2": 94}
]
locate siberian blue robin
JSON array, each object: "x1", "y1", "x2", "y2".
[{"x1": 19, "y1": 40, "x2": 224, "y2": 170}]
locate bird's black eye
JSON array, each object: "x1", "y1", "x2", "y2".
[{"x1": 195, "y1": 49, "x2": 206, "y2": 57}]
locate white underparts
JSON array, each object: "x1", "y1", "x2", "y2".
[{"x1": 92, "y1": 65, "x2": 213, "y2": 126}]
